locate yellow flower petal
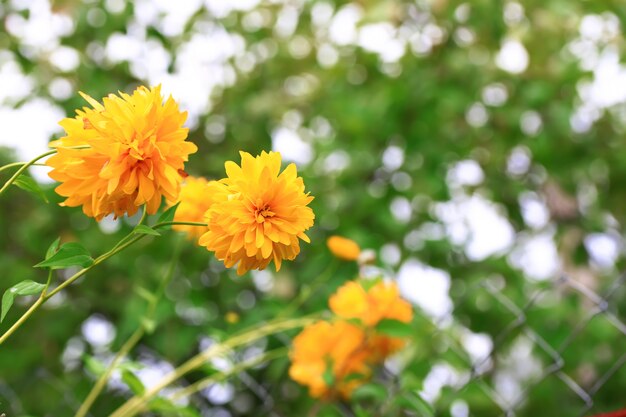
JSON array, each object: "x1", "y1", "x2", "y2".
[
  {"x1": 47, "y1": 85, "x2": 196, "y2": 220},
  {"x1": 327, "y1": 236, "x2": 361, "y2": 261},
  {"x1": 199, "y1": 151, "x2": 314, "y2": 275}
]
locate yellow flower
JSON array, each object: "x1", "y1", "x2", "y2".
[
  {"x1": 289, "y1": 320, "x2": 370, "y2": 399},
  {"x1": 169, "y1": 176, "x2": 219, "y2": 239},
  {"x1": 225, "y1": 311, "x2": 240, "y2": 324},
  {"x1": 47, "y1": 85, "x2": 197, "y2": 220},
  {"x1": 329, "y1": 280, "x2": 413, "y2": 362},
  {"x1": 329, "y1": 281, "x2": 413, "y2": 327},
  {"x1": 198, "y1": 151, "x2": 315, "y2": 275},
  {"x1": 326, "y1": 235, "x2": 361, "y2": 261}
]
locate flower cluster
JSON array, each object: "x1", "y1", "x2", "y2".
[
  {"x1": 47, "y1": 87, "x2": 314, "y2": 275},
  {"x1": 197, "y1": 151, "x2": 315, "y2": 275},
  {"x1": 47, "y1": 85, "x2": 197, "y2": 220},
  {"x1": 289, "y1": 280, "x2": 413, "y2": 399}
]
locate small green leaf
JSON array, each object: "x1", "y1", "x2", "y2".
[
  {"x1": 157, "y1": 203, "x2": 179, "y2": 229},
  {"x1": 393, "y1": 392, "x2": 434, "y2": 416},
  {"x1": 322, "y1": 364, "x2": 335, "y2": 386},
  {"x1": 354, "y1": 405, "x2": 371, "y2": 417},
  {"x1": 352, "y1": 383, "x2": 387, "y2": 401},
  {"x1": 34, "y1": 242, "x2": 94, "y2": 270},
  {"x1": 122, "y1": 369, "x2": 145, "y2": 395},
  {"x1": 13, "y1": 175, "x2": 48, "y2": 203},
  {"x1": 141, "y1": 317, "x2": 156, "y2": 334},
  {"x1": 375, "y1": 319, "x2": 414, "y2": 338},
  {"x1": 46, "y1": 237, "x2": 61, "y2": 259},
  {"x1": 149, "y1": 397, "x2": 202, "y2": 417},
  {"x1": 1, "y1": 280, "x2": 46, "y2": 322},
  {"x1": 133, "y1": 224, "x2": 161, "y2": 236},
  {"x1": 83, "y1": 355, "x2": 105, "y2": 376},
  {"x1": 344, "y1": 372, "x2": 367, "y2": 383}
]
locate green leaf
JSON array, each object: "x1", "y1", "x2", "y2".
[
  {"x1": 149, "y1": 397, "x2": 202, "y2": 417},
  {"x1": 157, "y1": 203, "x2": 179, "y2": 229},
  {"x1": 34, "y1": 242, "x2": 94, "y2": 270},
  {"x1": 354, "y1": 405, "x2": 371, "y2": 417},
  {"x1": 141, "y1": 317, "x2": 156, "y2": 334},
  {"x1": 322, "y1": 364, "x2": 335, "y2": 386},
  {"x1": 133, "y1": 224, "x2": 161, "y2": 236},
  {"x1": 392, "y1": 392, "x2": 434, "y2": 416},
  {"x1": 1, "y1": 280, "x2": 46, "y2": 322},
  {"x1": 46, "y1": 237, "x2": 61, "y2": 259},
  {"x1": 122, "y1": 369, "x2": 145, "y2": 395},
  {"x1": 352, "y1": 383, "x2": 387, "y2": 401},
  {"x1": 375, "y1": 319, "x2": 414, "y2": 338},
  {"x1": 13, "y1": 174, "x2": 48, "y2": 203},
  {"x1": 83, "y1": 355, "x2": 105, "y2": 376},
  {"x1": 344, "y1": 372, "x2": 367, "y2": 383}
]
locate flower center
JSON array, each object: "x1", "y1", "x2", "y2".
[{"x1": 255, "y1": 204, "x2": 275, "y2": 223}]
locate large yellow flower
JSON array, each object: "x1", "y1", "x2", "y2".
[
  {"x1": 169, "y1": 176, "x2": 220, "y2": 240},
  {"x1": 198, "y1": 151, "x2": 315, "y2": 275},
  {"x1": 47, "y1": 85, "x2": 197, "y2": 220},
  {"x1": 289, "y1": 320, "x2": 370, "y2": 399}
]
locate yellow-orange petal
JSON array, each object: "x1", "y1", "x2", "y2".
[
  {"x1": 327, "y1": 235, "x2": 361, "y2": 261},
  {"x1": 47, "y1": 85, "x2": 196, "y2": 220}
]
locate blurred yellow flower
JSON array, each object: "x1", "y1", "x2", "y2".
[
  {"x1": 329, "y1": 280, "x2": 413, "y2": 327},
  {"x1": 289, "y1": 320, "x2": 370, "y2": 399},
  {"x1": 47, "y1": 85, "x2": 197, "y2": 220},
  {"x1": 329, "y1": 280, "x2": 413, "y2": 362},
  {"x1": 290, "y1": 281, "x2": 414, "y2": 399},
  {"x1": 326, "y1": 235, "x2": 361, "y2": 261},
  {"x1": 169, "y1": 176, "x2": 220, "y2": 239},
  {"x1": 199, "y1": 151, "x2": 315, "y2": 275},
  {"x1": 225, "y1": 311, "x2": 240, "y2": 324}
]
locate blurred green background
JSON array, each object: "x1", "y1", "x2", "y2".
[{"x1": 1, "y1": 0, "x2": 626, "y2": 416}]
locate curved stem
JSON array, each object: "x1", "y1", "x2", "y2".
[
  {"x1": 0, "y1": 145, "x2": 89, "y2": 196},
  {"x1": 75, "y1": 326, "x2": 144, "y2": 417},
  {"x1": 108, "y1": 206, "x2": 149, "y2": 254},
  {"x1": 153, "y1": 221, "x2": 207, "y2": 229},
  {"x1": 0, "y1": 233, "x2": 147, "y2": 345},
  {"x1": 0, "y1": 162, "x2": 47, "y2": 174},
  {"x1": 278, "y1": 259, "x2": 337, "y2": 319},
  {"x1": 74, "y1": 236, "x2": 183, "y2": 417},
  {"x1": 110, "y1": 316, "x2": 317, "y2": 417},
  {"x1": 169, "y1": 347, "x2": 287, "y2": 402},
  {"x1": 0, "y1": 218, "x2": 207, "y2": 345},
  {"x1": 0, "y1": 150, "x2": 56, "y2": 196}
]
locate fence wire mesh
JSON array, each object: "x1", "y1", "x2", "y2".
[{"x1": 413, "y1": 271, "x2": 626, "y2": 417}]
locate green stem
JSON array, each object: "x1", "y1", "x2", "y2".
[
  {"x1": 0, "y1": 149, "x2": 57, "y2": 196},
  {"x1": 0, "y1": 145, "x2": 89, "y2": 197},
  {"x1": 75, "y1": 326, "x2": 144, "y2": 417},
  {"x1": 169, "y1": 347, "x2": 288, "y2": 402},
  {"x1": 0, "y1": 234, "x2": 146, "y2": 345},
  {"x1": 278, "y1": 259, "x2": 337, "y2": 319},
  {"x1": 110, "y1": 316, "x2": 317, "y2": 417},
  {"x1": 74, "y1": 236, "x2": 183, "y2": 417},
  {"x1": 108, "y1": 206, "x2": 150, "y2": 253},
  {"x1": 0, "y1": 162, "x2": 29, "y2": 174},
  {"x1": 154, "y1": 221, "x2": 207, "y2": 229},
  {"x1": 0, "y1": 162, "x2": 47, "y2": 174},
  {"x1": 0, "y1": 220, "x2": 207, "y2": 345}
]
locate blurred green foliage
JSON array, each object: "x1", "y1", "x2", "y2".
[{"x1": 1, "y1": 0, "x2": 626, "y2": 416}]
